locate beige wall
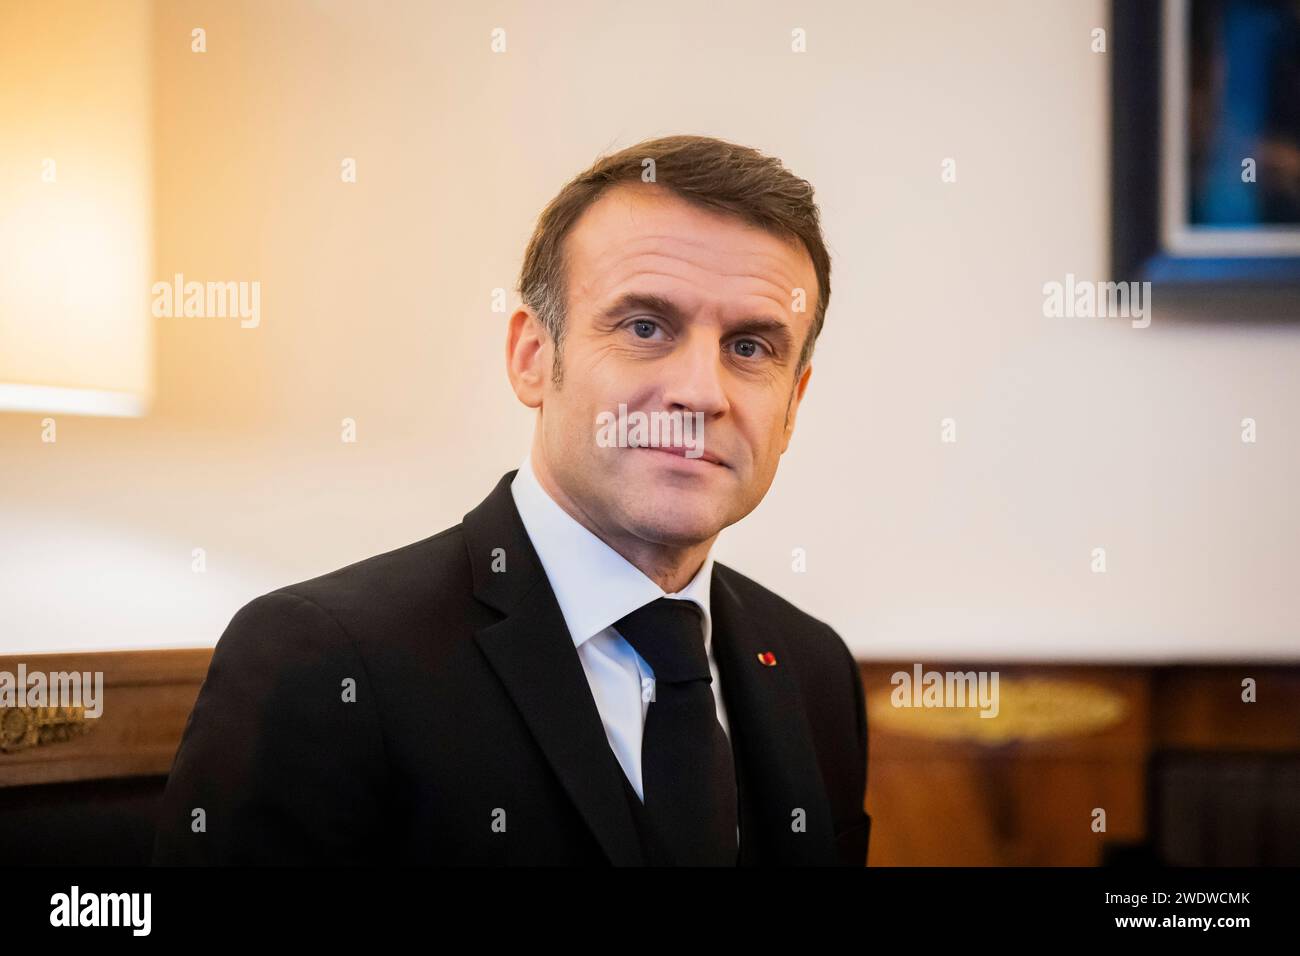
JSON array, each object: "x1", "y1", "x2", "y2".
[{"x1": 3, "y1": 0, "x2": 1298, "y2": 659}]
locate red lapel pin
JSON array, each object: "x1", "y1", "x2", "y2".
[{"x1": 756, "y1": 651, "x2": 777, "y2": 667}]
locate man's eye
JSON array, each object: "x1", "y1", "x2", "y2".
[
  {"x1": 732, "y1": 338, "x2": 766, "y2": 358},
  {"x1": 630, "y1": 319, "x2": 659, "y2": 339}
]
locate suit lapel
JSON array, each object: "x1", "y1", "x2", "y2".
[
  {"x1": 463, "y1": 471, "x2": 645, "y2": 866},
  {"x1": 710, "y1": 567, "x2": 839, "y2": 865}
]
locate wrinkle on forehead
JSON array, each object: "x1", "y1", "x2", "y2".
[
  {"x1": 588, "y1": 259, "x2": 803, "y2": 319},
  {"x1": 568, "y1": 189, "x2": 818, "y2": 320}
]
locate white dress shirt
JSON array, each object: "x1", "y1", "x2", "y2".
[{"x1": 509, "y1": 454, "x2": 734, "y2": 816}]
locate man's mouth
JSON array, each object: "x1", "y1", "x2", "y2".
[{"x1": 634, "y1": 444, "x2": 725, "y2": 467}]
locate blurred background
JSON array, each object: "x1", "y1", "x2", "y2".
[{"x1": 1, "y1": 0, "x2": 1297, "y2": 865}]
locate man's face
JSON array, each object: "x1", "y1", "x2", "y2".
[{"x1": 512, "y1": 181, "x2": 818, "y2": 551}]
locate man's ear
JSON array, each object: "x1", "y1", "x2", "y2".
[
  {"x1": 780, "y1": 362, "x2": 813, "y2": 453},
  {"x1": 506, "y1": 308, "x2": 548, "y2": 408}
]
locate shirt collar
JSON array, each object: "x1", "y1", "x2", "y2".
[{"x1": 509, "y1": 453, "x2": 716, "y2": 651}]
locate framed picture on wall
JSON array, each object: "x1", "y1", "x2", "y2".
[{"x1": 1112, "y1": 0, "x2": 1300, "y2": 285}]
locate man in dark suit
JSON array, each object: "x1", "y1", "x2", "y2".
[{"x1": 153, "y1": 135, "x2": 870, "y2": 866}]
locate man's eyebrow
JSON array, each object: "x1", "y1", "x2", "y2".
[
  {"x1": 595, "y1": 292, "x2": 688, "y2": 324},
  {"x1": 596, "y1": 292, "x2": 795, "y2": 352}
]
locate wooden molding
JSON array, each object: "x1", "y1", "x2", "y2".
[{"x1": 0, "y1": 649, "x2": 212, "y2": 787}]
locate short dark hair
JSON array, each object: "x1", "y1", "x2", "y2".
[{"x1": 517, "y1": 135, "x2": 832, "y2": 384}]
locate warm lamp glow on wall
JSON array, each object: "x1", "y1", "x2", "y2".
[{"x1": 0, "y1": 0, "x2": 153, "y2": 418}]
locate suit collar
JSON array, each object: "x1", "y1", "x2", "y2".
[
  {"x1": 464, "y1": 469, "x2": 645, "y2": 866},
  {"x1": 709, "y1": 568, "x2": 838, "y2": 865},
  {"x1": 462, "y1": 469, "x2": 837, "y2": 865}
]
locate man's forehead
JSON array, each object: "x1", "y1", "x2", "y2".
[{"x1": 566, "y1": 183, "x2": 818, "y2": 312}]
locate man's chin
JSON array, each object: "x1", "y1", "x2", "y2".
[{"x1": 620, "y1": 502, "x2": 728, "y2": 549}]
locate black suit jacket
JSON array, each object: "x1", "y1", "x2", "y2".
[{"x1": 153, "y1": 470, "x2": 870, "y2": 865}]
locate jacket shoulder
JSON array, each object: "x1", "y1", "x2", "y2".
[
  {"x1": 712, "y1": 560, "x2": 850, "y2": 661},
  {"x1": 215, "y1": 524, "x2": 474, "y2": 659},
  {"x1": 273, "y1": 524, "x2": 468, "y2": 619}
]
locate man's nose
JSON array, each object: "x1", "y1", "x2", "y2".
[{"x1": 659, "y1": 330, "x2": 728, "y2": 416}]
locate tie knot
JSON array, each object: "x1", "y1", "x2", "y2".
[{"x1": 613, "y1": 597, "x2": 709, "y2": 683}]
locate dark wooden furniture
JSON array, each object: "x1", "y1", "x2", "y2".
[{"x1": 2, "y1": 650, "x2": 1296, "y2": 865}]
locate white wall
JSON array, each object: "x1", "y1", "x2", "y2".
[{"x1": 2, "y1": 0, "x2": 1297, "y2": 660}]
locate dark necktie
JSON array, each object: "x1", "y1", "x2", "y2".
[{"x1": 613, "y1": 597, "x2": 739, "y2": 866}]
